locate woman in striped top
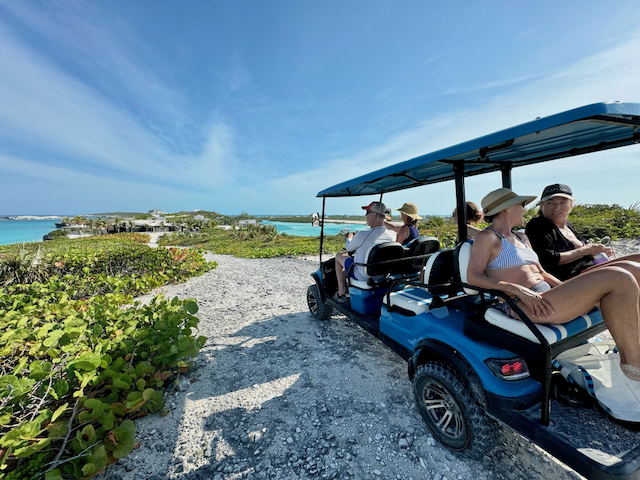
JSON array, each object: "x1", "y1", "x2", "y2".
[{"x1": 467, "y1": 187, "x2": 640, "y2": 382}]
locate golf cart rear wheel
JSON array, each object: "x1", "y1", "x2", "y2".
[
  {"x1": 413, "y1": 361, "x2": 498, "y2": 459},
  {"x1": 307, "y1": 284, "x2": 333, "y2": 320}
]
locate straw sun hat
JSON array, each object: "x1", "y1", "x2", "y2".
[
  {"x1": 394, "y1": 202, "x2": 422, "y2": 220},
  {"x1": 481, "y1": 188, "x2": 537, "y2": 217}
]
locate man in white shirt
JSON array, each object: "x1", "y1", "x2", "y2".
[{"x1": 333, "y1": 201, "x2": 397, "y2": 303}]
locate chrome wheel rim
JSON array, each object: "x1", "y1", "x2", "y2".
[
  {"x1": 307, "y1": 290, "x2": 318, "y2": 314},
  {"x1": 423, "y1": 381, "x2": 464, "y2": 439}
]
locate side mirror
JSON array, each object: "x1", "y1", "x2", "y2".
[{"x1": 311, "y1": 212, "x2": 320, "y2": 228}]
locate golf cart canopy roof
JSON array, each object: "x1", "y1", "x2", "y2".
[{"x1": 317, "y1": 102, "x2": 640, "y2": 198}]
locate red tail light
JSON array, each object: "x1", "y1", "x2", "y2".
[{"x1": 486, "y1": 358, "x2": 530, "y2": 381}]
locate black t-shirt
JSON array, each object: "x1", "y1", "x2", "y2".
[{"x1": 525, "y1": 215, "x2": 593, "y2": 281}]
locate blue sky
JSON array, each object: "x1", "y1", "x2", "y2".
[{"x1": 2, "y1": 1, "x2": 640, "y2": 216}]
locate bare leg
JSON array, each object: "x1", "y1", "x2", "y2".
[
  {"x1": 335, "y1": 252, "x2": 349, "y2": 296},
  {"x1": 518, "y1": 266, "x2": 640, "y2": 376}
]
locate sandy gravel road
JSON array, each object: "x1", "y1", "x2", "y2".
[{"x1": 96, "y1": 252, "x2": 593, "y2": 480}]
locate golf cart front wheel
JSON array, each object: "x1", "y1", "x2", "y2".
[
  {"x1": 307, "y1": 284, "x2": 333, "y2": 320},
  {"x1": 413, "y1": 361, "x2": 498, "y2": 459}
]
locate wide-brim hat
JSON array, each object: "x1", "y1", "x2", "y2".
[
  {"x1": 539, "y1": 183, "x2": 573, "y2": 203},
  {"x1": 394, "y1": 202, "x2": 422, "y2": 219},
  {"x1": 481, "y1": 188, "x2": 537, "y2": 217}
]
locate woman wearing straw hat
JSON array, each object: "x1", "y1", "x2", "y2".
[
  {"x1": 467, "y1": 187, "x2": 640, "y2": 382},
  {"x1": 384, "y1": 202, "x2": 422, "y2": 245}
]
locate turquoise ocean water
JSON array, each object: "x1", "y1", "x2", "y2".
[
  {"x1": 0, "y1": 219, "x2": 60, "y2": 246},
  {"x1": 0, "y1": 219, "x2": 366, "y2": 246},
  {"x1": 261, "y1": 220, "x2": 367, "y2": 236}
]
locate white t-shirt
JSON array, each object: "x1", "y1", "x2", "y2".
[{"x1": 345, "y1": 226, "x2": 397, "y2": 280}]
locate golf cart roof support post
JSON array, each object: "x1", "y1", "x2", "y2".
[
  {"x1": 453, "y1": 162, "x2": 467, "y2": 243},
  {"x1": 319, "y1": 196, "x2": 326, "y2": 264},
  {"x1": 501, "y1": 162, "x2": 513, "y2": 189}
]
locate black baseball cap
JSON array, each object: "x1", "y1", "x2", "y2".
[{"x1": 539, "y1": 184, "x2": 573, "y2": 203}]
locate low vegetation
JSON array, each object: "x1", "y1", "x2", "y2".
[
  {"x1": 153, "y1": 204, "x2": 640, "y2": 257},
  {"x1": 0, "y1": 234, "x2": 215, "y2": 479},
  {"x1": 158, "y1": 224, "x2": 345, "y2": 258}
]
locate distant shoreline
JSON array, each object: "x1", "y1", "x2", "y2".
[{"x1": 0, "y1": 216, "x2": 62, "y2": 220}]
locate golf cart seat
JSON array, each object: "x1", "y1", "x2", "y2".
[
  {"x1": 347, "y1": 242, "x2": 405, "y2": 290},
  {"x1": 400, "y1": 236, "x2": 441, "y2": 274},
  {"x1": 453, "y1": 239, "x2": 609, "y2": 426},
  {"x1": 347, "y1": 242, "x2": 405, "y2": 315},
  {"x1": 382, "y1": 247, "x2": 456, "y2": 316},
  {"x1": 454, "y1": 240, "x2": 605, "y2": 345}
]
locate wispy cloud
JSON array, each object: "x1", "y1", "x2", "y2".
[
  {"x1": 267, "y1": 31, "x2": 640, "y2": 213},
  {"x1": 0, "y1": 4, "x2": 244, "y2": 198}
]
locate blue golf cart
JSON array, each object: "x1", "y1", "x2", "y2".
[{"x1": 306, "y1": 102, "x2": 640, "y2": 480}]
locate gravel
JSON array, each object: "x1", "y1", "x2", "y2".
[{"x1": 94, "y1": 250, "x2": 597, "y2": 480}]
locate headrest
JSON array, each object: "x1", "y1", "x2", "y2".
[
  {"x1": 362, "y1": 242, "x2": 405, "y2": 276},
  {"x1": 422, "y1": 248, "x2": 457, "y2": 295},
  {"x1": 403, "y1": 236, "x2": 441, "y2": 271}
]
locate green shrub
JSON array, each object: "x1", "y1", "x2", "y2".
[
  {"x1": 0, "y1": 290, "x2": 204, "y2": 479},
  {"x1": 0, "y1": 235, "x2": 216, "y2": 479}
]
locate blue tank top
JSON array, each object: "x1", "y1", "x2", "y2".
[
  {"x1": 402, "y1": 224, "x2": 419, "y2": 246},
  {"x1": 485, "y1": 228, "x2": 539, "y2": 270}
]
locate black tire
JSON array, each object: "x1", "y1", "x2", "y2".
[
  {"x1": 307, "y1": 284, "x2": 333, "y2": 320},
  {"x1": 413, "y1": 361, "x2": 499, "y2": 459}
]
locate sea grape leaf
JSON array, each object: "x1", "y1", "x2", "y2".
[
  {"x1": 0, "y1": 407, "x2": 12, "y2": 426},
  {"x1": 53, "y1": 379, "x2": 69, "y2": 398},
  {"x1": 47, "y1": 422, "x2": 68, "y2": 438},
  {"x1": 111, "y1": 420, "x2": 136, "y2": 458},
  {"x1": 99, "y1": 410, "x2": 115, "y2": 430},
  {"x1": 0, "y1": 375, "x2": 35, "y2": 398},
  {"x1": 84, "y1": 398, "x2": 101, "y2": 409},
  {"x1": 14, "y1": 437, "x2": 51, "y2": 458},
  {"x1": 43, "y1": 330, "x2": 64, "y2": 347},
  {"x1": 51, "y1": 403, "x2": 69, "y2": 422},
  {"x1": 82, "y1": 462, "x2": 96, "y2": 476},
  {"x1": 68, "y1": 352, "x2": 101, "y2": 372},
  {"x1": 12, "y1": 357, "x2": 28, "y2": 375},
  {"x1": 80, "y1": 424, "x2": 96, "y2": 442},
  {"x1": 45, "y1": 469, "x2": 64, "y2": 480},
  {"x1": 142, "y1": 388, "x2": 156, "y2": 401},
  {"x1": 185, "y1": 299, "x2": 198, "y2": 314},
  {"x1": 29, "y1": 361, "x2": 52, "y2": 381}
]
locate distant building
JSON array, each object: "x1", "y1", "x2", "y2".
[
  {"x1": 238, "y1": 219, "x2": 258, "y2": 226},
  {"x1": 149, "y1": 209, "x2": 166, "y2": 216},
  {"x1": 194, "y1": 215, "x2": 208, "y2": 221}
]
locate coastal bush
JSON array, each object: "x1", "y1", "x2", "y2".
[
  {"x1": 0, "y1": 235, "x2": 214, "y2": 297},
  {"x1": 569, "y1": 204, "x2": 640, "y2": 239},
  {"x1": 0, "y1": 235, "x2": 215, "y2": 479},
  {"x1": 0, "y1": 290, "x2": 204, "y2": 479}
]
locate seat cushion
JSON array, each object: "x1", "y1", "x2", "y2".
[
  {"x1": 484, "y1": 307, "x2": 604, "y2": 344},
  {"x1": 382, "y1": 287, "x2": 433, "y2": 315},
  {"x1": 349, "y1": 278, "x2": 374, "y2": 289}
]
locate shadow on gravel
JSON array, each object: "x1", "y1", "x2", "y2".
[{"x1": 101, "y1": 309, "x2": 585, "y2": 480}]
